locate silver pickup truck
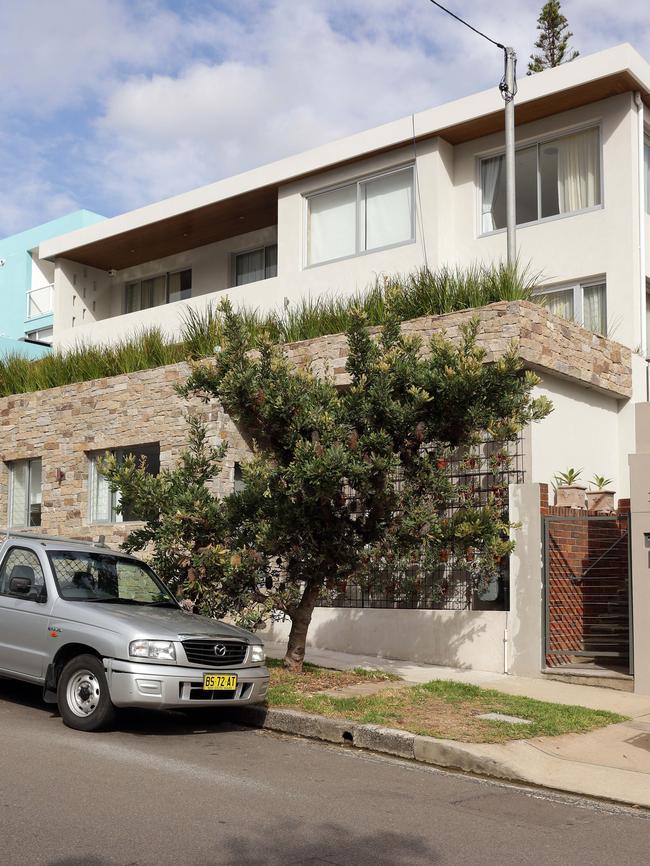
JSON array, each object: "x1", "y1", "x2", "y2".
[{"x1": 0, "y1": 532, "x2": 269, "y2": 731}]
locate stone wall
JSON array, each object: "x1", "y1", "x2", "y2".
[
  {"x1": 0, "y1": 363, "x2": 252, "y2": 545},
  {"x1": 283, "y1": 301, "x2": 632, "y2": 398},
  {"x1": 0, "y1": 302, "x2": 632, "y2": 545}
]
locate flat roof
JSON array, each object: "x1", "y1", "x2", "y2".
[{"x1": 39, "y1": 43, "x2": 650, "y2": 271}]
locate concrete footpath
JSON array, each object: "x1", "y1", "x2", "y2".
[{"x1": 241, "y1": 642, "x2": 650, "y2": 810}]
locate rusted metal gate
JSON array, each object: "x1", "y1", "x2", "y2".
[{"x1": 543, "y1": 513, "x2": 632, "y2": 673}]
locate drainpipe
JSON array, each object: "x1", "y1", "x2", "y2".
[{"x1": 634, "y1": 93, "x2": 647, "y2": 391}]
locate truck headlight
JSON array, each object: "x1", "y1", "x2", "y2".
[
  {"x1": 249, "y1": 644, "x2": 265, "y2": 664},
  {"x1": 129, "y1": 640, "x2": 176, "y2": 661}
]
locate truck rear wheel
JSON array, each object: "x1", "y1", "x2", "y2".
[{"x1": 57, "y1": 654, "x2": 116, "y2": 732}]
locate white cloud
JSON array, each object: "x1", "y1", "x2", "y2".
[{"x1": 1, "y1": 0, "x2": 649, "y2": 232}]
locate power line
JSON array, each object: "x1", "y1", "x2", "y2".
[
  {"x1": 426, "y1": 1, "x2": 516, "y2": 102},
  {"x1": 427, "y1": 1, "x2": 504, "y2": 50}
]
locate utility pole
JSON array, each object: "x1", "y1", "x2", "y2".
[{"x1": 502, "y1": 47, "x2": 517, "y2": 265}]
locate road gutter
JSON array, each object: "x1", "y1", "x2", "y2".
[{"x1": 231, "y1": 705, "x2": 650, "y2": 811}]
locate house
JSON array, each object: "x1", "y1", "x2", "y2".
[
  {"x1": 3, "y1": 43, "x2": 650, "y2": 691},
  {"x1": 0, "y1": 210, "x2": 104, "y2": 359}
]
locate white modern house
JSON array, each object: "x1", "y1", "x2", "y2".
[{"x1": 7, "y1": 42, "x2": 650, "y2": 689}]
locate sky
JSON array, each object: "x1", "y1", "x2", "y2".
[{"x1": 0, "y1": 0, "x2": 648, "y2": 236}]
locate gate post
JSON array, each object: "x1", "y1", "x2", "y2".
[{"x1": 508, "y1": 483, "x2": 545, "y2": 677}]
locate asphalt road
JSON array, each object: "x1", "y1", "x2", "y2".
[{"x1": 1, "y1": 678, "x2": 650, "y2": 866}]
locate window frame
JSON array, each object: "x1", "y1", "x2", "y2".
[
  {"x1": 123, "y1": 269, "x2": 192, "y2": 314},
  {"x1": 7, "y1": 457, "x2": 43, "y2": 529},
  {"x1": 533, "y1": 277, "x2": 607, "y2": 335},
  {"x1": 231, "y1": 243, "x2": 278, "y2": 287},
  {"x1": 88, "y1": 443, "x2": 160, "y2": 524},
  {"x1": 0, "y1": 545, "x2": 47, "y2": 602},
  {"x1": 477, "y1": 122, "x2": 604, "y2": 237},
  {"x1": 303, "y1": 163, "x2": 416, "y2": 268}
]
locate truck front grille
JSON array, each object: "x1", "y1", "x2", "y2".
[{"x1": 182, "y1": 639, "x2": 247, "y2": 666}]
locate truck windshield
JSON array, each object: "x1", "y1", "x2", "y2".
[{"x1": 48, "y1": 551, "x2": 178, "y2": 606}]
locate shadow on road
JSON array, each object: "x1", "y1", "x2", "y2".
[
  {"x1": 0, "y1": 676, "x2": 57, "y2": 714},
  {"x1": 0, "y1": 676, "x2": 256, "y2": 737},
  {"x1": 46, "y1": 820, "x2": 440, "y2": 866}
]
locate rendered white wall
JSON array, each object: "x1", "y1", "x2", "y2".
[
  {"x1": 453, "y1": 93, "x2": 640, "y2": 351},
  {"x1": 530, "y1": 372, "x2": 622, "y2": 496},
  {"x1": 259, "y1": 607, "x2": 507, "y2": 673}
]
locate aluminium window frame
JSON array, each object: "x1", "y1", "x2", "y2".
[
  {"x1": 533, "y1": 276, "x2": 607, "y2": 335},
  {"x1": 303, "y1": 163, "x2": 417, "y2": 268},
  {"x1": 231, "y1": 243, "x2": 278, "y2": 287},
  {"x1": 123, "y1": 268, "x2": 192, "y2": 314},
  {"x1": 7, "y1": 457, "x2": 42, "y2": 529},
  {"x1": 477, "y1": 121, "x2": 604, "y2": 238},
  {"x1": 88, "y1": 443, "x2": 160, "y2": 524}
]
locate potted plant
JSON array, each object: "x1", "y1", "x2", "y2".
[
  {"x1": 586, "y1": 475, "x2": 615, "y2": 513},
  {"x1": 554, "y1": 467, "x2": 586, "y2": 509}
]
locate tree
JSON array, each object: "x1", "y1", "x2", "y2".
[
  {"x1": 528, "y1": 1, "x2": 579, "y2": 75},
  {"x1": 174, "y1": 300, "x2": 551, "y2": 672},
  {"x1": 99, "y1": 415, "x2": 274, "y2": 631}
]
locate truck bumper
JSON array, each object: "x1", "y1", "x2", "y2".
[{"x1": 103, "y1": 658, "x2": 269, "y2": 709}]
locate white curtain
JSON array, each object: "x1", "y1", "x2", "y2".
[
  {"x1": 543, "y1": 289, "x2": 574, "y2": 321},
  {"x1": 361, "y1": 168, "x2": 413, "y2": 251},
  {"x1": 481, "y1": 156, "x2": 502, "y2": 232},
  {"x1": 583, "y1": 284, "x2": 606, "y2": 335},
  {"x1": 556, "y1": 128, "x2": 600, "y2": 214},
  {"x1": 308, "y1": 184, "x2": 356, "y2": 265},
  {"x1": 9, "y1": 461, "x2": 28, "y2": 527},
  {"x1": 91, "y1": 456, "x2": 113, "y2": 522}
]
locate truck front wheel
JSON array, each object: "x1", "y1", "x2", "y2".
[{"x1": 57, "y1": 654, "x2": 116, "y2": 732}]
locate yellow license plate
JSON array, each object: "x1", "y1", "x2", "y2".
[{"x1": 203, "y1": 674, "x2": 238, "y2": 690}]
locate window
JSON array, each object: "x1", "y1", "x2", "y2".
[
  {"x1": 48, "y1": 551, "x2": 174, "y2": 605},
  {"x1": 234, "y1": 244, "x2": 278, "y2": 286},
  {"x1": 306, "y1": 166, "x2": 415, "y2": 265},
  {"x1": 480, "y1": 126, "x2": 601, "y2": 233},
  {"x1": 25, "y1": 326, "x2": 53, "y2": 344},
  {"x1": 89, "y1": 444, "x2": 160, "y2": 523},
  {"x1": 0, "y1": 547, "x2": 46, "y2": 600},
  {"x1": 124, "y1": 270, "x2": 191, "y2": 313},
  {"x1": 534, "y1": 280, "x2": 606, "y2": 335},
  {"x1": 8, "y1": 458, "x2": 42, "y2": 528},
  {"x1": 233, "y1": 462, "x2": 246, "y2": 493}
]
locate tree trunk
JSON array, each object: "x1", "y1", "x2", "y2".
[{"x1": 283, "y1": 581, "x2": 321, "y2": 673}]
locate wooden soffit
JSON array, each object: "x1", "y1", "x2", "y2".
[{"x1": 62, "y1": 186, "x2": 278, "y2": 271}]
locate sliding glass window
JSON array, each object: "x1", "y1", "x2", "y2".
[
  {"x1": 534, "y1": 280, "x2": 607, "y2": 336},
  {"x1": 480, "y1": 126, "x2": 601, "y2": 233},
  {"x1": 306, "y1": 166, "x2": 414, "y2": 266},
  {"x1": 124, "y1": 270, "x2": 191, "y2": 313}
]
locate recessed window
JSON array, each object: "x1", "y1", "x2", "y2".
[
  {"x1": 25, "y1": 326, "x2": 53, "y2": 344},
  {"x1": 124, "y1": 270, "x2": 191, "y2": 313},
  {"x1": 8, "y1": 458, "x2": 42, "y2": 528},
  {"x1": 234, "y1": 244, "x2": 278, "y2": 286},
  {"x1": 481, "y1": 126, "x2": 601, "y2": 233},
  {"x1": 535, "y1": 280, "x2": 606, "y2": 335},
  {"x1": 89, "y1": 443, "x2": 160, "y2": 523},
  {"x1": 306, "y1": 166, "x2": 415, "y2": 266},
  {"x1": 233, "y1": 462, "x2": 246, "y2": 493}
]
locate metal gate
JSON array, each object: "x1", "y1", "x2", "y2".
[{"x1": 543, "y1": 513, "x2": 632, "y2": 673}]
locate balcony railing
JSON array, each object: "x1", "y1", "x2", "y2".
[{"x1": 26, "y1": 284, "x2": 54, "y2": 320}]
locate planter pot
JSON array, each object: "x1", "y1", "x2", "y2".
[
  {"x1": 555, "y1": 484, "x2": 586, "y2": 509},
  {"x1": 586, "y1": 490, "x2": 616, "y2": 513}
]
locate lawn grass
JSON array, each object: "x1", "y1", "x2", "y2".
[{"x1": 266, "y1": 660, "x2": 626, "y2": 744}]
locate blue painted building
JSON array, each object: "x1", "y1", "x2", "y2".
[{"x1": 0, "y1": 210, "x2": 104, "y2": 359}]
